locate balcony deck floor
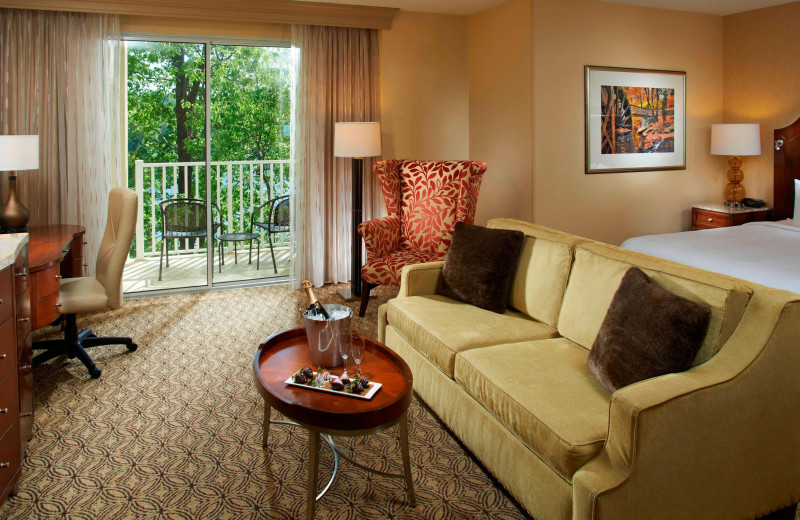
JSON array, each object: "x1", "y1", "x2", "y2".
[{"x1": 123, "y1": 246, "x2": 290, "y2": 294}]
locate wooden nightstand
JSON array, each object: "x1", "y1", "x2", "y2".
[{"x1": 691, "y1": 203, "x2": 772, "y2": 230}]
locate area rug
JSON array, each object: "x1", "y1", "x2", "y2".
[{"x1": 0, "y1": 283, "x2": 531, "y2": 519}]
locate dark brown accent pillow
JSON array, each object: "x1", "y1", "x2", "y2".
[
  {"x1": 437, "y1": 222, "x2": 525, "y2": 314},
  {"x1": 587, "y1": 267, "x2": 711, "y2": 393}
]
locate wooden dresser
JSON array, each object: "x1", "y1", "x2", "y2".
[
  {"x1": 691, "y1": 203, "x2": 772, "y2": 230},
  {"x1": 0, "y1": 235, "x2": 30, "y2": 505}
]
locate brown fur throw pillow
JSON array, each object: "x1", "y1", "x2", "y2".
[
  {"x1": 437, "y1": 222, "x2": 525, "y2": 314},
  {"x1": 587, "y1": 267, "x2": 711, "y2": 393}
]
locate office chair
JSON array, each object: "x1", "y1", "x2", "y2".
[{"x1": 33, "y1": 187, "x2": 139, "y2": 378}]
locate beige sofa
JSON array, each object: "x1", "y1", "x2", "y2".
[{"x1": 377, "y1": 218, "x2": 800, "y2": 520}]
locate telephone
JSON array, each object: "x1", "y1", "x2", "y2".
[{"x1": 742, "y1": 198, "x2": 766, "y2": 208}]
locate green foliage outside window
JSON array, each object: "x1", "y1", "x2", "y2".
[{"x1": 126, "y1": 41, "x2": 292, "y2": 258}]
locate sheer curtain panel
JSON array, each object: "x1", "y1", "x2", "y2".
[
  {"x1": 290, "y1": 24, "x2": 381, "y2": 288},
  {"x1": 0, "y1": 9, "x2": 122, "y2": 275}
]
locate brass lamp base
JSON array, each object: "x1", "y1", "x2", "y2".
[
  {"x1": 0, "y1": 175, "x2": 29, "y2": 234},
  {"x1": 724, "y1": 155, "x2": 745, "y2": 205}
]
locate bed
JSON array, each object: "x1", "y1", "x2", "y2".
[{"x1": 622, "y1": 115, "x2": 800, "y2": 294}]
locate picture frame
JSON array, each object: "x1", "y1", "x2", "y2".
[{"x1": 584, "y1": 65, "x2": 686, "y2": 174}]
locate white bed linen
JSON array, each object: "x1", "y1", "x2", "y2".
[{"x1": 621, "y1": 220, "x2": 800, "y2": 294}]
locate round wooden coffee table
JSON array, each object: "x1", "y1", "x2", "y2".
[{"x1": 252, "y1": 328, "x2": 415, "y2": 519}]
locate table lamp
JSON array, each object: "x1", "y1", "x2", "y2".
[
  {"x1": 710, "y1": 124, "x2": 761, "y2": 207},
  {"x1": 333, "y1": 122, "x2": 382, "y2": 300},
  {"x1": 0, "y1": 135, "x2": 39, "y2": 233}
]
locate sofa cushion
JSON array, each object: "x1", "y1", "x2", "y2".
[
  {"x1": 386, "y1": 295, "x2": 558, "y2": 378},
  {"x1": 438, "y1": 222, "x2": 525, "y2": 314},
  {"x1": 487, "y1": 218, "x2": 580, "y2": 328},
  {"x1": 454, "y1": 338, "x2": 610, "y2": 481},
  {"x1": 588, "y1": 267, "x2": 711, "y2": 393},
  {"x1": 557, "y1": 245, "x2": 752, "y2": 366}
]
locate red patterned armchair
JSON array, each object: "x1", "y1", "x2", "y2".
[{"x1": 357, "y1": 159, "x2": 487, "y2": 316}]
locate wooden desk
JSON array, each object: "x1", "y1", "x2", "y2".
[{"x1": 27, "y1": 225, "x2": 86, "y2": 332}]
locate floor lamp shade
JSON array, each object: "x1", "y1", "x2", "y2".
[
  {"x1": 0, "y1": 135, "x2": 39, "y2": 233},
  {"x1": 710, "y1": 124, "x2": 760, "y2": 205},
  {"x1": 334, "y1": 122, "x2": 382, "y2": 158},
  {"x1": 333, "y1": 122, "x2": 382, "y2": 300}
]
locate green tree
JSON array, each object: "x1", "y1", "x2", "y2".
[{"x1": 126, "y1": 42, "x2": 291, "y2": 257}]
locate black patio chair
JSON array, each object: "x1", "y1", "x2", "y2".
[
  {"x1": 158, "y1": 198, "x2": 222, "y2": 281},
  {"x1": 252, "y1": 195, "x2": 290, "y2": 274}
]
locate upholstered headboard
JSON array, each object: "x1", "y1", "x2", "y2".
[{"x1": 773, "y1": 116, "x2": 800, "y2": 220}]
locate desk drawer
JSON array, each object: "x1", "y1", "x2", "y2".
[
  {"x1": 33, "y1": 292, "x2": 60, "y2": 331},
  {"x1": 0, "y1": 268, "x2": 11, "y2": 325},
  {"x1": 692, "y1": 209, "x2": 732, "y2": 228},
  {"x1": 0, "y1": 421, "x2": 20, "y2": 497},
  {"x1": 34, "y1": 264, "x2": 60, "y2": 299},
  {"x1": 0, "y1": 319, "x2": 14, "y2": 381}
]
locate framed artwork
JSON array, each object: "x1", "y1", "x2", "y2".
[{"x1": 584, "y1": 66, "x2": 686, "y2": 174}]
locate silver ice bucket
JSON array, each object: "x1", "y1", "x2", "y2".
[{"x1": 302, "y1": 303, "x2": 351, "y2": 368}]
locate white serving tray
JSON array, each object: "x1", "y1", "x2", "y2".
[{"x1": 284, "y1": 375, "x2": 382, "y2": 400}]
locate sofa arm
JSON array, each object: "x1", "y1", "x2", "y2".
[
  {"x1": 398, "y1": 261, "x2": 445, "y2": 297},
  {"x1": 572, "y1": 291, "x2": 800, "y2": 520},
  {"x1": 358, "y1": 215, "x2": 401, "y2": 262}
]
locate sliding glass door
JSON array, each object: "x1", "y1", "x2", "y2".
[{"x1": 123, "y1": 38, "x2": 291, "y2": 295}]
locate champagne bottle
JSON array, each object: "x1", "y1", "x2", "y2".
[{"x1": 302, "y1": 280, "x2": 331, "y2": 320}]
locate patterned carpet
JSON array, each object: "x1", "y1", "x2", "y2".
[{"x1": 0, "y1": 283, "x2": 531, "y2": 519}]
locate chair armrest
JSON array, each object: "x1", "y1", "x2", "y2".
[
  {"x1": 358, "y1": 215, "x2": 401, "y2": 262},
  {"x1": 398, "y1": 261, "x2": 445, "y2": 297},
  {"x1": 572, "y1": 291, "x2": 800, "y2": 519}
]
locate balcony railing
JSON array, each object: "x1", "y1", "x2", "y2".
[{"x1": 133, "y1": 159, "x2": 291, "y2": 260}]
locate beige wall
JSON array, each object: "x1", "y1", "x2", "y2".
[
  {"x1": 723, "y1": 2, "x2": 800, "y2": 205},
  {"x1": 467, "y1": 0, "x2": 533, "y2": 225},
  {"x1": 533, "y1": 0, "x2": 724, "y2": 245},
  {"x1": 379, "y1": 11, "x2": 470, "y2": 161}
]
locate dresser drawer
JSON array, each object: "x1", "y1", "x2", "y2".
[
  {"x1": 33, "y1": 291, "x2": 60, "y2": 331},
  {"x1": 13, "y1": 254, "x2": 28, "y2": 305},
  {"x1": 692, "y1": 208, "x2": 732, "y2": 228},
  {"x1": 0, "y1": 370, "x2": 18, "y2": 440},
  {"x1": 0, "y1": 319, "x2": 14, "y2": 381},
  {"x1": 15, "y1": 289, "x2": 30, "y2": 351},
  {"x1": 18, "y1": 331, "x2": 32, "y2": 444},
  {"x1": 0, "y1": 268, "x2": 11, "y2": 325},
  {"x1": 0, "y1": 421, "x2": 20, "y2": 498}
]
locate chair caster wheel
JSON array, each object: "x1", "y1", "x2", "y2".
[
  {"x1": 128, "y1": 343, "x2": 138, "y2": 352},
  {"x1": 89, "y1": 367, "x2": 102, "y2": 379}
]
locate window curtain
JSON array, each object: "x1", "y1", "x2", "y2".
[
  {"x1": 0, "y1": 9, "x2": 122, "y2": 276},
  {"x1": 290, "y1": 24, "x2": 382, "y2": 288}
]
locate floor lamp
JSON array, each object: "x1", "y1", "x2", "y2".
[
  {"x1": 0, "y1": 135, "x2": 39, "y2": 234},
  {"x1": 334, "y1": 122, "x2": 382, "y2": 300}
]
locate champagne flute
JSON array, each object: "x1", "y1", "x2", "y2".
[
  {"x1": 350, "y1": 331, "x2": 363, "y2": 377},
  {"x1": 337, "y1": 330, "x2": 350, "y2": 380}
]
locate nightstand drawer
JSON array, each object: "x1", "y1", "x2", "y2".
[{"x1": 693, "y1": 209, "x2": 732, "y2": 228}]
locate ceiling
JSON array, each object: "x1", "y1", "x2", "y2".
[{"x1": 295, "y1": 0, "x2": 799, "y2": 16}]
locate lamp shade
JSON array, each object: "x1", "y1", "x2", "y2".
[
  {"x1": 710, "y1": 124, "x2": 761, "y2": 156},
  {"x1": 334, "y1": 122, "x2": 381, "y2": 158},
  {"x1": 0, "y1": 135, "x2": 39, "y2": 171}
]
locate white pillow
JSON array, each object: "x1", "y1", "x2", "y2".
[{"x1": 795, "y1": 179, "x2": 800, "y2": 227}]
